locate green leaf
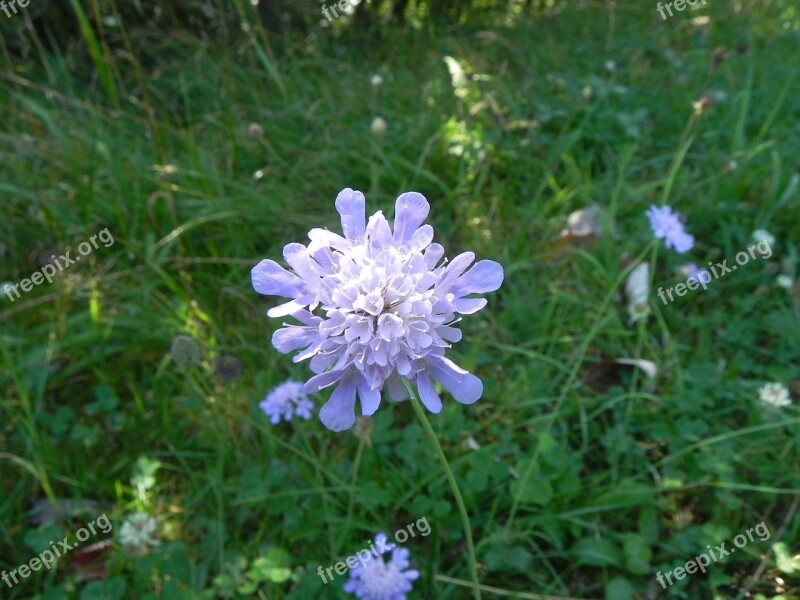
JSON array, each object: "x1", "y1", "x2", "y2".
[
  {"x1": 621, "y1": 533, "x2": 652, "y2": 575},
  {"x1": 79, "y1": 577, "x2": 127, "y2": 600},
  {"x1": 131, "y1": 456, "x2": 162, "y2": 492},
  {"x1": 71, "y1": 423, "x2": 99, "y2": 447},
  {"x1": 484, "y1": 544, "x2": 533, "y2": 573},
  {"x1": 35, "y1": 587, "x2": 69, "y2": 600},
  {"x1": 773, "y1": 542, "x2": 800, "y2": 574},
  {"x1": 637, "y1": 504, "x2": 660, "y2": 544},
  {"x1": 510, "y1": 472, "x2": 552, "y2": 506},
  {"x1": 248, "y1": 548, "x2": 292, "y2": 584},
  {"x1": 24, "y1": 523, "x2": 64, "y2": 554},
  {"x1": 571, "y1": 537, "x2": 622, "y2": 567},
  {"x1": 605, "y1": 577, "x2": 636, "y2": 600},
  {"x1": 236, "y1": 580, "x2": 259, "y2": 595},
  {"x1": 88, "y1": 384, "x2": 119, "y2": 415}
]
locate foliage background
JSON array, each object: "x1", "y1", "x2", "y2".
[{"x1": 1, "y1": 0, "x2": 799, "y2": 598}]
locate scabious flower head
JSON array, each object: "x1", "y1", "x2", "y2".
[
  {"x1": 371, "y1": 117, "x2": 387, "y2": 136},
  {"x1": 758, "y1": 382, "x2": 791, "y2": 408},
  {"x1": 170, "y1": 334, "x2": 201, "y2": 369},
  {"x1": 215, "y1": 353, "x2": 243, "y2": 383},
  {"x1": 683, "y1": 263, "x2": 711, "y2": 285},
  {"x1": 343, "y1": 533, "x2": 419, "y2": 600},
  {"x1": 646, "y1": 205, "x2": 694, "y2": 253},
  {"x1": 119, "y1": 512, "x2": 159, "y2": 550},
  {"x1": 251, "y1": 189, "x2": 503, "y2": 431},
  {"x1": 259, "y1": 381, "x2": 314, "y2": 424},
  {"x1": 247, "y1": 122, "x2": 264, "y2": 139}
]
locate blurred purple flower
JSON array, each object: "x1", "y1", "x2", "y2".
[
  {"x1": 259, "y1": 381, "x2": 314, "y2": 424},
  {"x1": 343, "y1": 533, "x2": 419, "y2": 600},
  {"x1": 251, "y1": 189, "x2": 503, "y2": 431},
  {"x1": 646, "y1": 205, "x2": 694, "y2": 253},
  {"x1": 685, "y1": 263, "x2": 711, "y2": 285}
]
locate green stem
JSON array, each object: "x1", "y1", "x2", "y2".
[
  {"x1": 403, "y1": 378, "x2": 482, "y2": 600},
  {"x1": 337, "y1": 435, "x2": 366, "y2": 553}
]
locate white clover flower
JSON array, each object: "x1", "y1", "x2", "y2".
[
  {"x1": 371, "y1": 116, "x2": 387, "y2": 136},
  {"x1": 758, "y1": 382, "x2": 791, "y2": 408},
  {"x1": 776, "y1": 275, "x2": 794, "y2": 290},
  {"x1": 370, "y1": 74, "x2": 383, "y2": 87},
  {"x1": 119, "y1": 513, "x2": 159, "y2": 549},
  {"x1": 1, "y1": 282, "x2": 15, "y2": 300},
  {"x1": 751, "y1": 229, "x2": 776, "y2": 247}
]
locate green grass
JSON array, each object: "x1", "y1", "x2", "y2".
[{"x1": 1, "y1": 1, "x2": 799, "y2": 599}]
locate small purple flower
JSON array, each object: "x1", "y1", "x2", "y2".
[
  {"x1": 646, "y1": 205, "x2": 694, "y2": 253},
  {"x1": 685, "y1": 262, "x2": 711, "y2": 285},
  {"x1": 259, "y1": 381, "x2": 314, "y2": 424},
  {"x1": 251, "y1": 189, "x2": 503, "y2": 431},
  {"x1": 343, "y1": 533, "x2": 419, "y2": 600}
]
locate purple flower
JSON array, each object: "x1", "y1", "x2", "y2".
[
  {"x1": 343, "y1": 533, "x2": 419, "y2": 600},
  {"x1": 259, "y1": 381, "x2": 314, "y2": 424},
  {"x1": 684, "y1": 262, "x2": 711, "y2": 285},
  {"x1": 646, "y1": 205, "x2": 694, "y2": 253},
  {"x1": 251, "y1": 189, "x2": 503, "y2": 431}
]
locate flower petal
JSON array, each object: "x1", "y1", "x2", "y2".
[
  {"x1": 416, "y1": 371, "x2": 442, "y2": 413},
  {"x1": 454, "y1": 297, "x2": 487, "y2": 314},
  {"x1": 251, "y1": 259, "x2": 302, "y2": 297},
  {"x1": 437, "y1": 252, "x2": 475, "y2": 291},
  {"x1": 335, "y1": 188, "x2": 366, "y2": 240},
  {"x1": 283, "y1": 243, "x2": 320, "y2": 284},
  {"x1": 319, "y1": 376, "x2": 357, "y2": 431},
  {"x1": 452, "y1": 260, "x2": 504, "y2": 295},
  {"x1": 304, "y1": 369, "x2": 347, "y2": 393},
  {"x1": 424, "y1": 243, "x2": 445, "y2": 268},
  {"x1": 307, "y1": 228, "x2": 351, "y2": 251},
  {"x1": 425, "y1": 356, "x2": 483, "y2": 405},
  {"x1": 393, "y1": 192, "x2": 430, "y2": 243},
  {"x1": 271, "y1": 326, "x2": 316, "y2": 354},
  {"x1": 374, "y1": 533, "x2": 395, "y2": 553},
  {"x1": 437, "y1": 326, "x2": 463, "y2": 343},
  {"x1": 266, "y1": 299, "x2": 307, "y2": 318},
  {"x1": 365, "y1": 211, "x2": 393, "y2": 245},
  {"x1": 391, "y1": 547, "x2": 411, "y2": 568},
  {"x1": 356, "y1": 376, "x2": 382, "y2": 416},
  {"x1": 408, "y1": 224, "x2": 434, "y2": 252},
  {"x1": 386, "y1": 376, "x2": 407, "y2": 401},
  {"x1": 671, "y1": 232, "x2": 695, "y2": 253}
]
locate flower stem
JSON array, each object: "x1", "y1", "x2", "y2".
[{"x1": 403, "y1": 378, "x2": 482, "y2": 600}]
